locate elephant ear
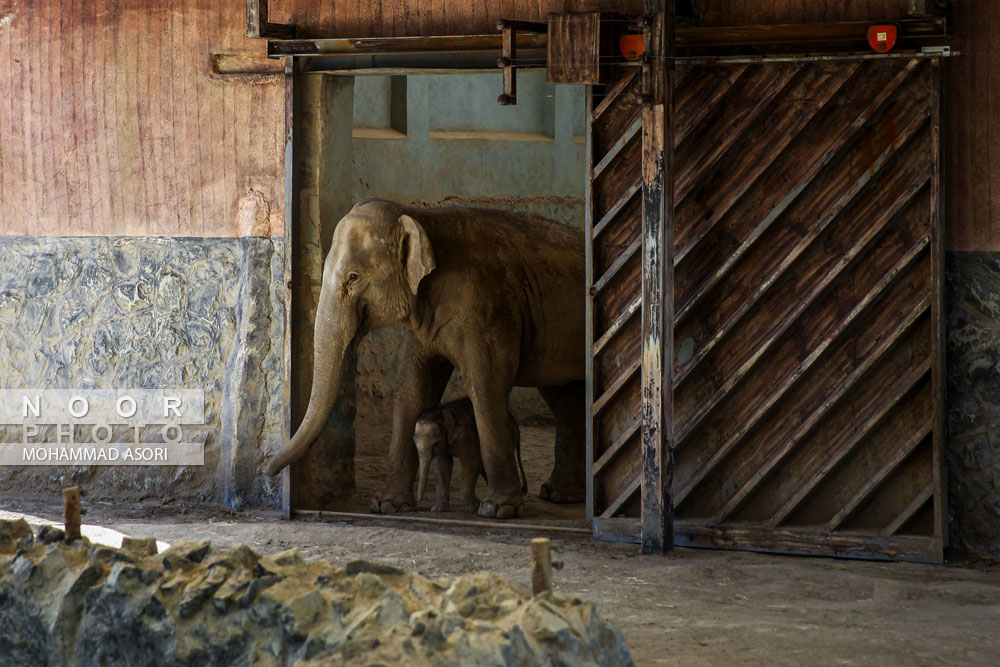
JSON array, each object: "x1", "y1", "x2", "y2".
[{"x1": 399, "y1": 214, "x2": 436, "y2": 295}]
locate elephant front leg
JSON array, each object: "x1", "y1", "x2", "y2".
[
  {"x1": 431, "y1": 455, "x2": 452, "y2": 512},
  {"x1": 464, "y1": 359, "x2": 521, "y2": 519},
  {"x1": 371, "y1": 341, "x2": 453, "y2": 514}
]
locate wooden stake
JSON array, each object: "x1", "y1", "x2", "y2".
[
  {"x1": 63, "y1": 486, "x2": 81, "y2": 542},
  {"x1": 530, "y1": 537, "x2": 553, "y2": 595}
]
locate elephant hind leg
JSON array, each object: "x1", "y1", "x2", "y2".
[{"x1": 538, "y1": 382, "x2": 586, "y2": 504}]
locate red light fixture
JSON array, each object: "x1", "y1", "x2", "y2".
[
  {"x1": 867, "y1": 24, "x2": 898, "y2": 53},
  {"x1": 619, "y1": 34, "x2": 644, "y2": 62}
]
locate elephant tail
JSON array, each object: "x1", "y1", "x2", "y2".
[{"x1": 514, "y1": 419, "x2": 527, "y2": 495}]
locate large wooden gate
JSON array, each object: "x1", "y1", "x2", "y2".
[{"x1": 586, "y1": 57, "x2": 945, "y2": 562}]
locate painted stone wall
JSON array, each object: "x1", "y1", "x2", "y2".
[
  {"x1": 945, "y1": 252, "x2": 1000, "y2": 557},
  {"x1": 0, "y1": 237, "x2": 285, "y2": 508}
]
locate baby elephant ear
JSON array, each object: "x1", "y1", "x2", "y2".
[
  {"x1": 399, "y1": 214, "x2": 436, "y2": 295},
  {"x1": 442, "y1": 408, "x2": 460, "y2": 445}
]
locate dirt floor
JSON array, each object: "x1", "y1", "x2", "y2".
[{"x1": 3, "y1": 495, "x2": 999, "y2": 667}]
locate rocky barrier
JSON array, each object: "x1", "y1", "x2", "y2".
[{"x1": 0, "y1": 519, "x2": 633, "y2": 666}]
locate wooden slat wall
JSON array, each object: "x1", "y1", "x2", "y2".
[
  {"x1": 945, "y1": 1, "x2": 1000, "y2": 251},
  {"x1": 0, "y1": 0, "x2": 284, "y2": 237},
  {"x1": 588, "y1": 58, "x2": 945, "y2": 562},
  {"x1": 271, "y1": 1, "x2": 643, "y2": 37},
  {"x1": 691, "y1": 1, "x2": 913, "y2": 25},
  {"x1": 670, "y1": 58, "x2": 944, "y2": 562}
]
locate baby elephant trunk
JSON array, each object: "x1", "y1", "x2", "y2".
[{"x1": 416, "y1": 454, "x2": 432, "y2": 506}]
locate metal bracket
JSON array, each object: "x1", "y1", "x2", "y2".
[
  {"x1": 640, "y1": 16, "x2": 653, "y2": 104},
  {"x1": 246, "y1": 0, "x2": 296, "y2": 40},
  {"x1": 921, "y1": 45, "x2": 951, "y2": 55},
  {"x1": 497, "y1": 19, "x2": 547, "y2": 105}
]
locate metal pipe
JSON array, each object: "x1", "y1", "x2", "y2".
[{"x1": 675, "y1": 48, "x2": 955, "y2": 66}]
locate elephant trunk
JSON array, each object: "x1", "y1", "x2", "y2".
[
  {"x1": 266, "y1": 292, "x2": 355, "y2": 476},
  {"x1": 416, "y1": 454, "x2": 431, "y2": 507}
]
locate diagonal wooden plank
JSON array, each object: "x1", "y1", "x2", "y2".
[
  {"x1": 673, "y1": 522, "x2": 941, "y2": 563},
  {"x1": 674, "y1": 67, "x2": 927, "y2": 319},
  {"x1": 674, "y1": 66, "x2": 803, "y2": 205},
  {"x1": 592, "y1": 236, "x2": 640, "y2": 295},
  {"x1": 675, "y1": 155, "x2": 932, "y2": 387},
  {"x1": 600, "y1": 476, "x2": 640, "y2": 519},
  {"x1": 592, "y1": 67, "x2": 639, "y2": 123},
  {"x1": 713, "y1": 314, "x2": 932, "y2": 525},
  {"x1": 593, "y1": 419, "x2": 641, "y2": 476},
  {"x1": 766, "y1": 364, "x2": 932, "y2": 529},
  {"x1": 593, "y1": 295, "x2": 641, "y2": 355},
  {"x1": 882, "y1": 483, "x2": 934, "y2": 537},
  {"x1": 593, "y1": 117, "x2": 641, "y2": 178},
  {"x1": 675, "y1": 236, "x2": 930, "y2": 506},
  {"x1": 673, "y1": 65, "x2": 861, "y2": 265},
  {"x1": 672, "y1": 64, "x2": 696, "y2": 97},
  {"x1": 592, "y1": 182, "x2": 641, "y2": 238},
  {"x1": 592, "y1": 358, "x2": 640, "y2": 416},
  {"x1": 674, "y1": 65, "x2": 749, "y2": 149},
  {"x1": 827, "y1": 421, "x2": 933, "y2": 532}
]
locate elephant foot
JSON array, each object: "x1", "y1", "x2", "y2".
[
  {"x1": 460, "y1": 499, "x2": 479, "y2": 513},
  {"x1": 477, "y1": 497, "x2": 522, "y2": 520},
  {"x1": 430, "y1": 503, "x2": 449, "y2": 512},
  {"x1": 539, "y1": 477, "x2": 586, "y2": 504},
  {"x1": 370, "y1": 488, "x2": 416, "y2": 514}
]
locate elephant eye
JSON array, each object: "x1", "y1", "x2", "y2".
[{"x1": 346, "y1": 272, "x2": 360, "y2": 285}]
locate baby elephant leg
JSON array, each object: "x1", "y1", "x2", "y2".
[{"x1": 431, "y1": 455, "x2": 453, "y2": 512}]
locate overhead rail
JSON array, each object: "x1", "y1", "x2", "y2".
[{"x1": 265, "y1": 18, "x2": 948, "y2": 59}]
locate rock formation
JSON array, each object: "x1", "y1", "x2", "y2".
[{"x1": 0, "y1": 519, "x2": 633, "y2": 666}]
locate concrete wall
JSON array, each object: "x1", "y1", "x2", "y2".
[
  {"x1": 350, "y1": 72, "x2": 586, "y2": 216},
  {"x1": 0, "y1": 237, "x2": 286, "y2": 508},
  {"x1": 946, "y1": 253, "x2": 1000, "y2": 557}
]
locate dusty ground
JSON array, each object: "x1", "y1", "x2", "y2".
[
  {"x1": 3, "y1": 406, "x2": 996, "y2": 665},
  {"x1": 2, "y1": 495, "x2": 999, "y2": 667}
]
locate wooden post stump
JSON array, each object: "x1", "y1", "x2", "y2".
[
  {"x1": 531, "y1": 537, "x2": 552, "y2": 595},
  {"x1": 63, "y1": 486, "x2": 81, "y2": 542}
]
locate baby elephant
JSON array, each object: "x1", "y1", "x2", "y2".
[{"x1": 413, "y1": 398, "x2": 527, "y2": 513}]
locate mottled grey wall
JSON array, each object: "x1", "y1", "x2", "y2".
[
  {"x1": 0, "y1": 236, "x2": 285, "y2": 507},
  {"x1": 946, "y1": 252, "x2": 1000, "y2": 557}
]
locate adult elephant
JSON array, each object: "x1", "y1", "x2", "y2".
[{"x1": 266, "y1": 199, "x2": 586, "y2": 519}]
